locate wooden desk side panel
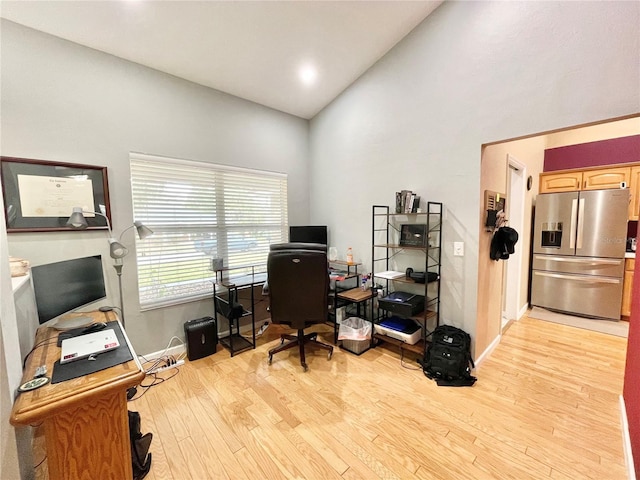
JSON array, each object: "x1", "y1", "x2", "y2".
[{"x1": 44, "y1": 390, "x2": 132, "y2": 480}]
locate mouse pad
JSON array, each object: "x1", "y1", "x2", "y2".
[{"x1": 51, "y1": 321, "x2": 133, "y2": 384}]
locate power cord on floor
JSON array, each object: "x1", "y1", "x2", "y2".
[
  {"x1": 128, "y1": 368, "x2": 180, "y2": 401},
  {"x1": 400, "y1": 346, "x2": 422, "y2": 370},
  {"x1": 34, "y1": 455, "x2": 47, "y2": 470},
  {"x1": 127, "y1": 336, "x2": 186, "y2": 401},
  {"x1": 240, "y1": 321, "x2": 271, "y2": 339},
  {"x1": 137, "y1": 335, "x2": 186, "y2": 374}
]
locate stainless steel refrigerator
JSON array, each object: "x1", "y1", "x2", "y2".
[{"x1": 531, "y1": 188, "x2": 629, "y2": 320}]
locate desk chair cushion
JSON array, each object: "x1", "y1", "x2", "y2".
[{"x1": 267, "y1": 243, "x2": 329, "y2": 330}]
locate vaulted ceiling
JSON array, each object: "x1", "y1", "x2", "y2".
[{"x1": 1, "y1": 1, "x2": 443, "y2": 119}]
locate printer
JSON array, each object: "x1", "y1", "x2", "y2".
[{"x1": 378, "y1": 291, "x2": 425, "y2": 317}]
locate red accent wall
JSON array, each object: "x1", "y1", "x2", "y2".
[
  {"x1": 544, "y1": 134, "x2": 640, "y2": 171},
  {"x1": 625, "y1": 242, "x2": 640, "y2": 476}
]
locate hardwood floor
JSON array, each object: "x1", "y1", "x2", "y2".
[{"x1": 35, "y1": 314, "x2": 629, "y2": 479}]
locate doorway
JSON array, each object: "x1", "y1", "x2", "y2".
[
  {"x1": 476, "y1": 113, "x2": 639, "y2": 359},
  {"x1": 502, "y1": 154, "x2": 526, "y2": 332}
]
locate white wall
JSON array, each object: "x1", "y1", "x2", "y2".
[
  {"x1": 309, "y1": 1, "x2": 640, "y2": 346},
  {"x1": 1, "y1": 20, "x2": 310, "y2": 355}
]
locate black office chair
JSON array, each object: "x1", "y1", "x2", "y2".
[{"x1": 266, "y1": 242, "x2": 333, "y2": 371}]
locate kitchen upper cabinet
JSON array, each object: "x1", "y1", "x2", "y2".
[
  {"x1": 629, "y1": 166, "x2": 640, "y2": 221},
  {"x1": 540, "y1": 167, "x2": 630, "y2": 193},
  {"x1": 582, "y1": 167, "x2": 630, "y2": 191},
  {"x1": 622, "y1": 258, "x2": 634, "y2": 318},
  {"x1": 539, "y1": 171, "x2": 583, "y2": 193}
]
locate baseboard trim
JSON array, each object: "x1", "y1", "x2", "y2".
[
  {"x1": 518, "y1": 303, "x2": 528, "y2": 320},
  {"x1": 142, "y1": 318, "x2": 272, "y2": 361},
  {"x1": 620, "y1": 395, "x2": 637, "y2": 480},
  {"x1": 474, "y1": 334, "x2": 501, "y2": 368},
  {"x1": 143, "y1": 344, "x2": 186, "y2": 362}
]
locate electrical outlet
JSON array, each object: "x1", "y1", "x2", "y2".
[{"x1": 453, "y1": 242, "x2": 464, "y2": 257}]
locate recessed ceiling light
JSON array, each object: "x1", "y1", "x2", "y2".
[{"x1": 299, "y1": 65, "x2": 317, "y2": 86}]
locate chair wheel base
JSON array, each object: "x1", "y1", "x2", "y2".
[{"x1": 267, "y1": 329, "x2": 333, "y2": 371}]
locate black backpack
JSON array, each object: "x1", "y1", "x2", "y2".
[
  {"x1": 419, "y1": 325, "x2": 476, "y2": 387},
  {"x1": 128, "y1": 410, "x2": 152, "y2": 480}
]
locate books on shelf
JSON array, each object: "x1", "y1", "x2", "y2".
[{"x1": 395, "y1": 190, "x2": 421, "y2": 213}]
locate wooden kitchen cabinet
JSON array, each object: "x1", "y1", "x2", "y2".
[
  {"x1": 582, "y1": 166, "x2": 630, "y2": 191},
  {"x1": 539, "y1": 171, "x2": 583, "y2": 193},
  {"x1": 628, "y1": 166, "x2": 640, "y2": 221},
  {"x1": 540, "y1": 167, "x2": 630, "y2": 193},
  {"x1": 621, "y1": 258, "x2": 634, "y2": 318}
]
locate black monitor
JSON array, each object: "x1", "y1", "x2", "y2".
[
  {"x1": 289, "y1": 225, "x2": 328, "y2": 245},
  {"x1": 31, "y1": 255, "x2": 107, "y2": 325}
]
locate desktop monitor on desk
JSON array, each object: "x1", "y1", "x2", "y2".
[
  {"x1": 288, "y1": 225, "x2": 327, "y2": 245},
  {"x1": 31, "y1": 255, "x2": 107, "y2": 328}
]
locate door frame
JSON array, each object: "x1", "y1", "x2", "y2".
[{"x1": 502, "y1": 154, "x2": 526, "y2": 330}]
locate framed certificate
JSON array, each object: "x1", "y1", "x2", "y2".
[{"x1": 1, "y1": 157, "x2": 111, "y2": 232}]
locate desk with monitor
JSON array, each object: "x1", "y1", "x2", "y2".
[{"x1": 10, "y1": 310, "x2": 145, "y2": 480}]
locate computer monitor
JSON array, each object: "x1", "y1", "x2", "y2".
[
  {"x1": 31, "y1": 255, "x2": 107, "y2": 327},
  {"x1": 289, "y1": 225, "x2": 328, "y2": 245}
]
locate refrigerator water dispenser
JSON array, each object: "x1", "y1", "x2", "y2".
[{"x1": 541, "y1": 222, "x2": 563, "y2": 248}]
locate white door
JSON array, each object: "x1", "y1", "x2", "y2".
[{"x1": 502, "y1": 154, "x2": 526, "y2": 331}]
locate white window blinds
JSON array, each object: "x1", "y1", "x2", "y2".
[{"x1": 130, "y1": 153, "x2": 288, "y2": 309}]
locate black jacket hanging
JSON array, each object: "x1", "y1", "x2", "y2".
[{"x1": 490, "y1": 226, "x2": 519, "y2": 261}]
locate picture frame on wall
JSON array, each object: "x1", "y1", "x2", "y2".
[{"x1": 0, "y1": 156, "x2": 111, "y2": 232}]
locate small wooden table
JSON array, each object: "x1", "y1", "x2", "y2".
[{"x1": 10, "y1": 310, "x2": 145, "y2": 480}]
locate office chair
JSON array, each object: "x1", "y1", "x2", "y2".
[{"x1": 266, "y1": 242, "x2": 333, "y2": 371}]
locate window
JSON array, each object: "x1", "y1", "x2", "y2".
[{"x1": 130, "y1": 153, "x2": 288, "y2": 309}]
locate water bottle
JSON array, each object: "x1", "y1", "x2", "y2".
[{"x1": 346, "y1": 247, "x2": 354, "y2": 264}]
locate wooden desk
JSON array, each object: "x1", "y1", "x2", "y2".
[{"x1": 10, "y1": 310, "x2": 145, "y2": 480}]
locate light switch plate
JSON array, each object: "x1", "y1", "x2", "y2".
[{"x1": 453, "y1": 242, "x2": 464, "y2": 257}]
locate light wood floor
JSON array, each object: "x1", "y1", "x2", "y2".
[{"x1": 37, "y1": 313, "x2": 630, "y2": 479}]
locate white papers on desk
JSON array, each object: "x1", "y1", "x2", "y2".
[{"x1": 375, "y1": 271, "x2": 405, "y2": 279}]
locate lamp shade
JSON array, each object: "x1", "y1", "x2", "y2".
[
  {"x1": 66, "y1": 207, "x2": 88, "y2": 229},
  {"x1": 134, "y1": 221, "x2": 154, "y2": 240},
  {"x1": 109, "y1": 239, "x2": 129, "y2": 259}
]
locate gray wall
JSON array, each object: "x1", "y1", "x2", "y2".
[
  {"x1": 309, "y1": 1, "x2": 640, "y2": 344},
  {"x1": 1, "y1": 20, "x2": 310, "y2": 356}
]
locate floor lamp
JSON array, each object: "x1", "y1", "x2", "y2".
[{"x1": 66, "y1": 207, "x2": 153, "y2": 328}]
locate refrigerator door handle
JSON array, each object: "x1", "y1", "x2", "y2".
[
  {"x1": 570, "y1": 199, "x2": 578, "y2": 249},
  {"x1": 533, "y1": 271, "x2": 621, "y2": 285},
  {"x1": 576, "y1": 198, "x2": 585, "y2": 249},
  {"x1": 533, "y1": 255, "x2": 621, "y2": 266}
]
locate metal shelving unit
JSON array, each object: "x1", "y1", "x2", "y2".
[
  {"x1": 212, "y1": 265, "x2": 267, "y2": 357},
  {"x1": 371, "y1": 202, "x2": 442, "y2": 355},
  {"x1": 327, "y1": 260, "x2": 373, "y2": 347}
]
